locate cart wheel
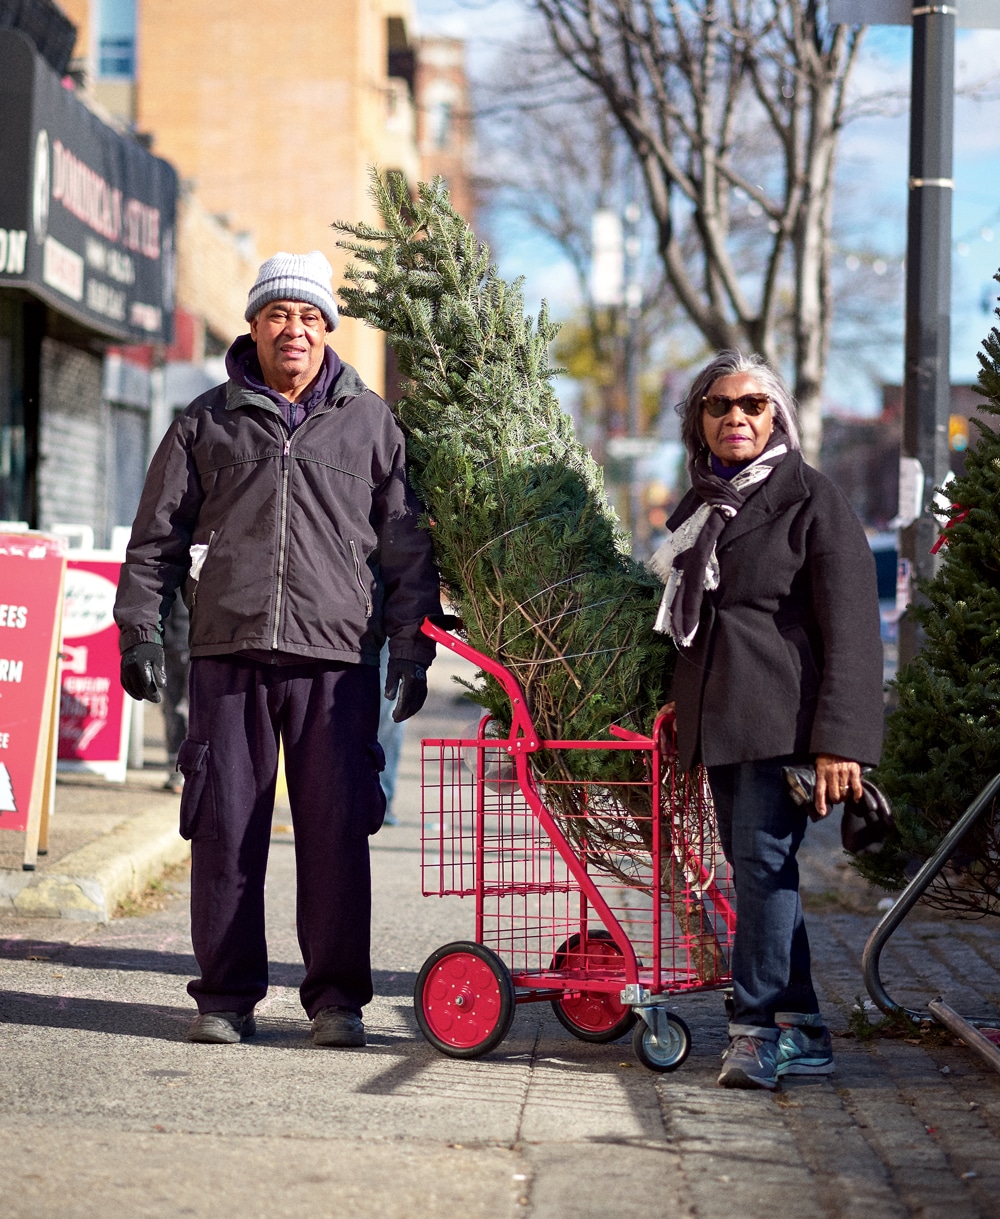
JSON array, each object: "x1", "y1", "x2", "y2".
[
  {"x1": 632, "y1": 1011, "x2": 691, "y2": 1073},
  {"x1": 415, "y1": 941, "x2": 516, "y2": 1058},
  {"x1": 549, "y1": 930, "x2": 637, "y2": 1043}
]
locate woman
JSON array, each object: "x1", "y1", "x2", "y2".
[{"x1": 650, "y1": 351, "x2": 883, "y2": 1090}]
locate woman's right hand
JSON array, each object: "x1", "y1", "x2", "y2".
[
  {"x1": 656, "y1": 702, "x2": 676, "y2": 754},
  {"x1": 814, "y1": 753, "x2": 863, "y2": 817}
]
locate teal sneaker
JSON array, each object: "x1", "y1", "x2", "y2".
[
  {"x1": 718, "y1": 1032, "x2": 779, "y2": 1090},
  {"x1": 776, "y1": 1013, "x2": 834, "y2": 1077}
]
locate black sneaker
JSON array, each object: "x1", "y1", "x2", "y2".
[
  {"x1": 187, "y1": 1011, "x2": 256, "y2": 1043},
  {"x1": 311, "y1": 1005, "x2": 366, "y2": 1047}
]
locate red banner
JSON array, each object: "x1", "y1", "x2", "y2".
[
  {"x1": 58, "y1": 558, "x2": 131, "y2": 777},
  {"x1": 0, "y1": 533, "x2": 66, "y2": 835}
]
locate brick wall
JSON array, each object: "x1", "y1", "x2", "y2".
[
  {"x1": 129, "y1": 0, "x2": 423, "y2": 391},
  {"x1": 175, "y1": 192, "x2": 259, "y2": 350}
]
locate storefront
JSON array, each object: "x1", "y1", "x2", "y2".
[{"x1": 0, "y1": 26, "x2": 177, "y2": 541}]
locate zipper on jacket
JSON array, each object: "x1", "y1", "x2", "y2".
[
  {"x1": 272, "y1": 437, "x2": 292, "y2": 648},
  {"x1": 350, "y1": 539, "x2": 373, "y2": 616}
]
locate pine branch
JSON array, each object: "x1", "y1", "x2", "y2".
[{"x1": 334, "y1": 170, "x2": 676, "y2": 851}]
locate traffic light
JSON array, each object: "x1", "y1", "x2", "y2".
[{"x1": 949, "y1": 414, "x2": 969, "y2": 453}]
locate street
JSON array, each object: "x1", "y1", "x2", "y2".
[{"x1": 2, "y1": 652, "x2": 1000, "y2": 1218}]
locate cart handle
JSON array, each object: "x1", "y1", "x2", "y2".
[
  {"x1": 608, "y1": 725, "x2": 651, "y2": 744},
  {"x1": 420, "y1": 615, "x2": 541, "y2": 751},
  {"x1": 603, "y1": 707, "x2": 678, "y2": 750}
]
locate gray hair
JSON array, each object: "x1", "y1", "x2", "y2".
[{"x1": 677, "y1": 350, "x2": 801, "y2": 473}]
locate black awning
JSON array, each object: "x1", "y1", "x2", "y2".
[{"x1": 0, "y1": 28, "x2": 178, "y2": 344}]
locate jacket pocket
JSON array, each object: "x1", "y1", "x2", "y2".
[
  {"x1": 349, "y1": 539, "x2": 373, "y2": 617},
  {"x1": 176, "y1": 738, "x2": 218, "y2": 841},
  {"x1": 186, "y1": 531, "x2": 215, "y2": 608},
  {"x1": 367, "y1": 740, "x2": 387, "y2": 835}
]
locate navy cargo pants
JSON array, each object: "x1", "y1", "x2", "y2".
[{"x1": 177, "y1": 655, "x2": 386, "y2": 1020}]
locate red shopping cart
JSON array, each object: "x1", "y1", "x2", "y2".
[{"x1": 414, "y1": 618, "x2": 736, "y2": 1073}]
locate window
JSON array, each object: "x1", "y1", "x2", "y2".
[
  {"x1": 97, "y1": 0, "x2": 136, "y2": 81},
  {"x1": 430, "y1": 100, "x2": 453, "y2": 150}
]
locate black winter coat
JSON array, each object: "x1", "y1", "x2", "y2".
[
  {"x1": 666, "y1": 451, "x2": 884, "y2": 772},
  {"x1": 114, "y1": 362, "x2": 441, "y2": 667}
]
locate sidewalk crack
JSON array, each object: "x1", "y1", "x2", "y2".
[{"x1": 511, "y1": 1016, "x2": 542, "y2": 1150}]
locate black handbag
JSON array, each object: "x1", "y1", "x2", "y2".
[{"x1": 782, "y1": 765, "x2": 894, "y2": 855}]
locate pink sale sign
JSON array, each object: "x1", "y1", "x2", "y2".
[
  {"x1": 0, "y1": 534, "x2": 65, "y2": 834},
  {"x1": 58, "y1": 559, "x2": 131, "y2": 777}
]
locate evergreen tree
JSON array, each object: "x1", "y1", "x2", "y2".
[
  {"x1": 859, "y1": 291, "x2": 1000, "y2": 915},
  {"x1": 334, "y1": 173, "x2": 675, "y2": 852}
]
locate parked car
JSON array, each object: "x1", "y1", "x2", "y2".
[{"x1": 869, "y1": 531, "x2": 898, "y2": 684}]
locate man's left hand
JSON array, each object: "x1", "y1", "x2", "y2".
[{"x1": 384, "y1": 659, "x2": 428, "y2": 722}]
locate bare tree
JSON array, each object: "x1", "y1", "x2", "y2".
[
  {"x1": 527, "y1": 0, "x2": 864, "y2": 461},
  {"x1": 476, "y1": 52, "x2": 682, "y2": 457}
]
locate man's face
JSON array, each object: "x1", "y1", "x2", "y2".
[{"x1": 250, "y1": 299, "x2": 328, "y2": 397}]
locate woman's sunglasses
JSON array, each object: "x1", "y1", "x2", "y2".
[{"x1": 701, "y1": 393, "x2": 771, "y2": 418}]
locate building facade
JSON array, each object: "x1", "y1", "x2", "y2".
[
  {"x1": 1, "y1": 1, "x2": 475, "y2": 545},
  {"x1": 819, "y1": 383, "x2": 987, "y2": 534},
  {"x1": 61, "y1": 0, "x2": 425, "y2": 394},
  {"x1": 415, "y1": 35, "x2": 476, "y2": 224},
  {"x1": 0, "y1": 12, "x2": 177, "y2": 541}
]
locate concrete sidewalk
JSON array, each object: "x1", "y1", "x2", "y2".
[
  {"x1": 0, "y1": 646, "x2": 486, "y2": 923},
  {"x1": 3, "y1": 649, "x2": 1000, "y2": 1047},
  {"x1": 0, "y1": 646, "x2": 483, "y2": 922},
  {"x1": 0, "y1": 704, "x2": 189, "y2": 922},
  {"x1": 3, "y1": 651, "x2": 1000, "y2": 1219}
]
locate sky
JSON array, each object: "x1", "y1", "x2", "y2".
[{"x1": 413, "y1": 1, "x2": 1000, "y2": 415}]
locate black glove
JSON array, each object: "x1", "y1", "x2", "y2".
[
  {"x1": 842, "y1": 780, "x2": 895, "y2": 856},
  {"x1": 120, "y1": 642, "x2": 167, "y2": 703},
  {"x1": 384, "y1": 658, "x2": 428, "y2": 723}
]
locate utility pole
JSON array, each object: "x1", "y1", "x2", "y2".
[
  {"x1": 831, "y1": 0, "x2": 1000, "y2": 666},
  {"x1": 590, "y1": 206, "x2": 624, "y2": 468},
  {"x1": 899, "y1": 2, "x2": 955, "y2": 664},
  {"x1": 622, "y1": 198, "x2": 645, "y2": 555},
  {"x1": 591, "y1": 203, "x2": 655, "y2": 553}
]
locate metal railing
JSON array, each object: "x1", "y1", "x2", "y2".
[{"x1": 862, "y1": 770, "x2": 1000, "y2": 1073}]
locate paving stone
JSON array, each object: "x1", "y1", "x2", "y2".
[{"x1": 3, "y1": 655, "x2": 1000, "y2": 1216}]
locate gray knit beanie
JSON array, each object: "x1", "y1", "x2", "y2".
[{"x1": 245, "y1": 250, "x2": 339, "y2": 330}]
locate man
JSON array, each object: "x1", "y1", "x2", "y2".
[{"x1": 114, "y1": 251, "x2": 441, "y2": 1048}]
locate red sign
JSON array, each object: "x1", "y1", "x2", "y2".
[
  {"x1": 58, "y1": 558, "x2": 131, "y2": 777},
  {"x1": 0, "y1": 533, "x2": 66, "y2": 834}
]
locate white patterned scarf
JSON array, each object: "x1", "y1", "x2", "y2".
[{"x1": 649, "y1": 440, "x2": 789, "y2": 647}]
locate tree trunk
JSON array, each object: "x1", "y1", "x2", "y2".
[{"x1": 531, "y1": 1, "x2": 862, "y2": 460}]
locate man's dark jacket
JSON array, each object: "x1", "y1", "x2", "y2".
[
  {"x1": 114, "y1": 361, "x2": 441, "y2": 667},
  {"x1": 666, "y1": 451, "x2": 884, "y2": 772}
]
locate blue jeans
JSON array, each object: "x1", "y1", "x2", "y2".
[{"x1": 707, "y1": 757, "x2": 819, "y2": 1032}]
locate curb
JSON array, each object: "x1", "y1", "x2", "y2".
[{"x1": 0, "y1": 806, "x2": 190, "y2": 923}]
